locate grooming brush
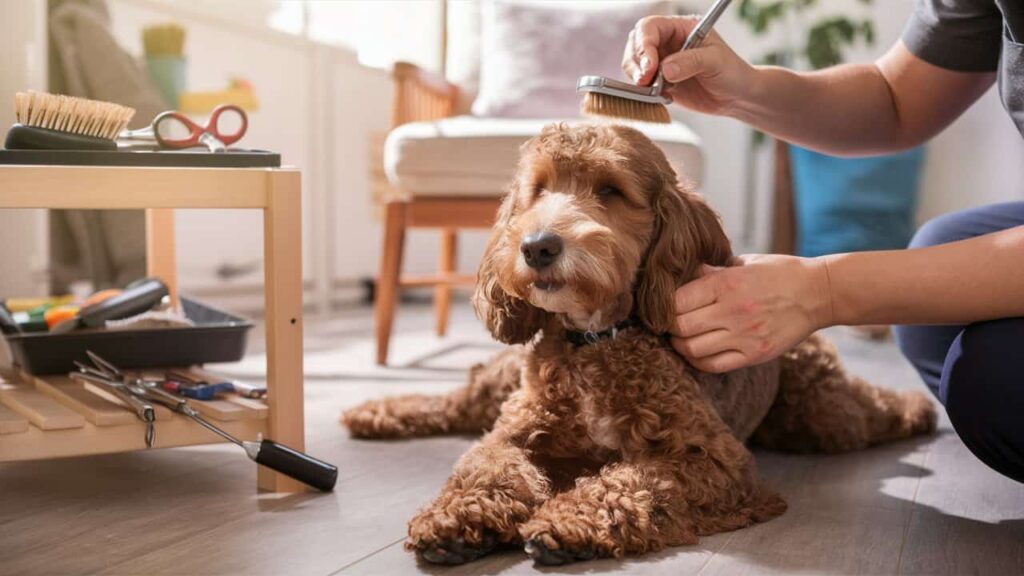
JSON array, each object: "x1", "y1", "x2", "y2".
[
  {"x1": 5, "y1": 91, "x2": 135, "y2": 151},
  {"x1": 577, "y1": 0, "x2": 733, "y2": 123}
]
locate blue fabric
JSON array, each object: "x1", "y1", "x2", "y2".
[
  {"x1": 791, "y1": 146, "x2": 925, "y2": 257},
  {"x1": 893, "y1": 201, "x2": 1024, "y2": 483}
]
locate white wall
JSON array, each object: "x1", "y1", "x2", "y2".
[{"x1": 0, "y1": 0, "x2": 49, "y2": 298}]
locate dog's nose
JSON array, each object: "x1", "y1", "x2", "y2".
[{"x1": 520, "y1": 231, "x2": 563, "y2": 270}]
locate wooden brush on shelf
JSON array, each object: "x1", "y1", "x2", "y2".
[{"x1": 6, "y1": 91, "x2": 135, "y2": 151}]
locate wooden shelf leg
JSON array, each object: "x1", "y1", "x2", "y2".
[
  {"x1": 145, "y1": 208, "x2": 178, "y2": 307},
  {"x1": 259, "y1": 171, "x2": 306, "y2": 493}
]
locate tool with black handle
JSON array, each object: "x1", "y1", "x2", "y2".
[
  {"x1": 79, "y1": 350, "x2": 338, "y2": 492},
  {"x1": 0, "y1": 304, "x2": 21, "y2": 335},
  {"x1": 147, "y1": 383, "x2": 338, "y2": 492},
  {"x1": 51, "y1": 277, "x2": 169, "y2": 333}
]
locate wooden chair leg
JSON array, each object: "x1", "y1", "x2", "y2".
[
  {"x1": 376, "y1": 202, "x2": 407, "y2": 365},
  {"x1": 435, "y1": 228, "x2": 456, "y2": 337},
  {"x1": 771, "y1": 140, "x2": 797, "y2": 255}
]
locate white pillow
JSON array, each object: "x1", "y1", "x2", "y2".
[{"x1": 471, "y1": 0, "x2": 670, "y2": 119}]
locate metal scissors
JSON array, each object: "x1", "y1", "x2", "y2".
[{"x1": 120, "y1": 104, "x2": 248, "y2": 152}]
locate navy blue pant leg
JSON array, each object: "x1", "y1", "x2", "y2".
[
  {"x1": 941, "y1": 318, "x2": 1024, "y2": 483},
  {"x1": 892, "y1": 202, "x2": 1024, "y2": 482}
]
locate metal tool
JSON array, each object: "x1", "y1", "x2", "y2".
[
  {"x1": 576, "y1": 0, "x2": 733, "y2": 104},
  {"x1": 120, "y1": 104, "x2": 248, "y2": 152},
  {"x1": 69, "y1": 351, "x2": 337, "y2": 491},
  {"x1": 71, "y1": 359, "x2": 157, "y2": 446},
  {"x1": 161, "y1": 370, "x2": 234, "y2": 401}
]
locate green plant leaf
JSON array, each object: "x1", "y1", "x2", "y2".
[
  {"x1": 861, "y1": 19, "x2": 876, "y2": 44},
  {"x1": 751, "y1": 128, "x2": 767, "y2": 148}
]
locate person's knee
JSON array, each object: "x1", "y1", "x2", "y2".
[
  {"x1": 941, "y1": 320, "x2": 1024, "y2": 482},
  {"x1": 909, "y1": 212, "x2": 965, "y2": 249}
]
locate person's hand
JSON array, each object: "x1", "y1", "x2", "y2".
[
  {"x1": 622, "y1": 15, "x2": 757, "y2": 116},
  {"x1": 670, "y1": 255, "x2": 834, "y2": 373}
]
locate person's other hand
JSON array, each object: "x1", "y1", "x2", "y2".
[
  {"x1": 670, "y1": 255, "x2": 834, "y2": 373},
  {"x1": 622, "y1": 15, "x2": 756, "y2": 116}
]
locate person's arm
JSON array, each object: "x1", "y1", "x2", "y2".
[
  {"x1": 826, "y1": 226, "x2": 1024, "y2": 325},
  {"x1": 623, "y1": 17, "x2": 996, "y2": 156},
  {"x1": 670, "y1": 226, "x2": 1024, "y2": 373}
]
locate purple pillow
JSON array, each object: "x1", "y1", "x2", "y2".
[{"x1": 471, "y1": 1, "x2": 670, "y2": 119}]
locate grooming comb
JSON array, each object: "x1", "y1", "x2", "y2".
[
  {"x1": 5, "y1": 91, "x2": 136, "y2": 151},
  {"x1": 577, "y1": 0, "x2": 733, "y2": 124}
]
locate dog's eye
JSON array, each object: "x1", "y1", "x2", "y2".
[{"x1": 597, "y1": 185, "x2": 622, "y2": 198}]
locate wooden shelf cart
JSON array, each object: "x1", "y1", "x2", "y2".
[{"x1": 0, "y1": 164, "x2": 306, "y2": 493}]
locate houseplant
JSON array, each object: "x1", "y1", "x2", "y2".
[{"x1": 738, "y1": 0, "x2": 925, "y2": 258}]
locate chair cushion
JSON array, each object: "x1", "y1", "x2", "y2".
[{"x1": 384, "y1": 116, "x2": 703, "y2": 201}]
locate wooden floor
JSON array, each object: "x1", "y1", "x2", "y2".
[{"x1": 1, "y1": 302, "x2": 1022, "y2": 575}]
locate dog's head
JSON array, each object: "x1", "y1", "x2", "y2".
[{"x1": 473, "y1": 123, "x2": 731, "y2": 344}]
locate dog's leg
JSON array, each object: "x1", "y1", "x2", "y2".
[
  {"x1": 753, "y1": 334, "x2": 937, "y2": 453},
  {"x1": 341, "y1": 346, "x2": 524, "y2": 439},
  {"x1": 520, "y1": 450, "x2": 786, "y2": 564},
  {"x1": 406, "y1": 393, "x2": 556, "y2": 565}
]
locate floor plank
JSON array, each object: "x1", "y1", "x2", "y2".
[{"x1": 898, "y1": 432, "x2": 1024, "y2": 575}]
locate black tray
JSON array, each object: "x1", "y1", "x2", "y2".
[
  {"x1": 0, "y1": 147, "x2": 280, "y2": 168},
  {"x1": 4, "y1": 297, "x2": 253, "y2": 375}
]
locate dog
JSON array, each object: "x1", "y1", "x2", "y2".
[{"x1": 343, "y1": 123, "x2": 936, "y2": 566}]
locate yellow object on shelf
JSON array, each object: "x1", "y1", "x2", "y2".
[
  {"x1": 4, "y1": 296, "x2": 74, "y2": 313},
  {"x1": 142, "y1": 23, "x2": 186, "y2": 57},
  {"x1": 178, "y1": 89, "x2": 258, "y2": 114}
]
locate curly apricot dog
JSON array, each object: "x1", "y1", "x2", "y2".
[{"x1": 343, "y1": 123, "x2": 936, "y2": 566}]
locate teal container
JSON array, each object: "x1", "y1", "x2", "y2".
[
  {"x1": 145, "y1": 55, "x2": 187, "y2": 108},
  {"x1": 790, "y1": 145, "x2": 925, "y2": 257}
]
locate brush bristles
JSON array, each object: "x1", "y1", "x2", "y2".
[
  {"x1": 581, "y1": 92, "x2": 671, "y2": 124},
  {"x1": 14, "y1": 91, "x2": 135, "y2": 140}
]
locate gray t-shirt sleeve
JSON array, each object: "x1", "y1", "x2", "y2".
[{"x1": 902, "y1": 0, "x2": 1003, "y2": 72}]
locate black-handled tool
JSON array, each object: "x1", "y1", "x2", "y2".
[
  {"x1": 179, "y1": 404, "x2": 337, "y2": 492},
  {"x1": 51, "y1": 278, "x2": 169, "y2": 333},
  {"x1": 74, "y1": 350, "x2": 338, "y2": 492},
  {"x1": 249, "y1": 440, "x2": 338, "y2": 492},
  {"x1": 0, "y1": 304, "x2": 21, "y2": 335}
]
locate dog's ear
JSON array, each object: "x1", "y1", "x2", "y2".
[
  {"x1": 472, "y1": 192, "x2": 548, "y2": 344},
  {"x1": 636, "y1": 178, "x2": 732, "y2": 334}
]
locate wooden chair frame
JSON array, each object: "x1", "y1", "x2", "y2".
[{"x1": 375, "y1": 62, "x2": 500, "y2": 365}]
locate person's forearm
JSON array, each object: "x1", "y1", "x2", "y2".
[
  {"x1": 820, "y1": 226, "x2": 1024, "y2": 326},
  {"x1": 728, "y1": 63, "x2": 906, "y2": 156},
  {"x1": 726, "y1": 43, "x2": 995, "y2": 157}
]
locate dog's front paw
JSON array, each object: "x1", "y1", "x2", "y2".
[
  {"x1": 414, "y1": 531, "x2": 498, "y2": 565},
  {"x1": 524, "y1": 534, "x2": 596, "y2": 566},
  {"x1": 519, "y1": 517, "x2": 606, "y2": 566},
  {"x1": 406, "y1": 492, "x2": 531, "y2": 565}
]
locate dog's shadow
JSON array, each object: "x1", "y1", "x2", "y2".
[{"x1": 413, "y1": 433, "x2": 1024, "y2": 575}]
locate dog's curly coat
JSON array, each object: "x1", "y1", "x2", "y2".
[{"x1": 344, "y1": 123, "x2": 936, "y2": 566}]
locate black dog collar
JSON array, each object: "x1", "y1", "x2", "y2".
[{"x1": 565, "y1": 318, "x2": 641, "y2": 347}]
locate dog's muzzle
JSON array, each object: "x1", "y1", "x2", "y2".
[{"x1": 520, "y1": 231, "x2": 563, "y2": 270}]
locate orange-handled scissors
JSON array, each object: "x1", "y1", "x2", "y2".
[{"x1": 121, "y1": 104, "x2": 248, "y2": 152}]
